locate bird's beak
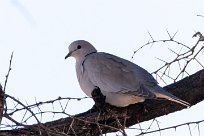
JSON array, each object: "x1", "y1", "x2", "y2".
[{"x1": 65, "y1": 52, "x2": 72, "y2": 59}]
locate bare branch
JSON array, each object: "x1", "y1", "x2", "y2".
[
  {"x1": 0, "y1": 69, "x2": 203, "y2": 135},
  {"x1": 133, "y1": 31, "x2": 204, "y2": 83},
  {"x1": 136, "y1": 119, "x2": 204, "y2": 136},
  {"x1": 0, "y1": 84, "x2": 3, "y2": 124},
  {"x1": 3, "y1": 52, "x2": 13, "y2": 92}
]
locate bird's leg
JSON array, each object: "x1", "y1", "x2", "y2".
[{"x1": 91, "y1": 86, "x2": 106, "y2": 112}]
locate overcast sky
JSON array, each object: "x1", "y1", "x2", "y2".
[{"x1": 0, "y1": 0, "x2": 204, "y2": 135}]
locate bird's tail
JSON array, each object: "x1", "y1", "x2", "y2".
[{"x1": 153, "y1": 86, "x2": 190, "y2": 107}]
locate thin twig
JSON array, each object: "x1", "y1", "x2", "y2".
[
  {"x1": 5, "y1": 94, "x2": 41, "y2": 124},
  {"x1": 133, "y1": 31, "x2": 204, "y2": 83},
  {"x1": 3, "y1": 52, "x2": 13, "y2": 92},
  {"x1": 135, "y1": 119, "x2": 204, "y2": 136}
]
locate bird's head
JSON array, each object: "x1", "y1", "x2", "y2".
[{"x1": 65, "y1": 40, "x2": 97, "y2": 60}]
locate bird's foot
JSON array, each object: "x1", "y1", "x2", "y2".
[{"x1": 91, "y1": 86, "x2": 107, "y2": 112}]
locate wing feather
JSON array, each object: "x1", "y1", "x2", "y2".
[{"x1": 83, "y1": 52, "x2": 157, "y2": 98}]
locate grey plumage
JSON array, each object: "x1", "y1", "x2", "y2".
[{"x1": 65, "y1": 40, "x2": 190, "y2": 107}]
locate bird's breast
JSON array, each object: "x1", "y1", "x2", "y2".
[{"x1": 76, "y1": 62, "x2": 95, "y2": 97}]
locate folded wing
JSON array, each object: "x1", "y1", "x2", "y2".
[{"x1": 83, "y1": 52, "x2": 157, "y2": 99}]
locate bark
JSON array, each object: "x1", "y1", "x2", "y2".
[
  {"x1": 0, "y1": 84, "x2": 4, "y2": 124},
  {"x1": 0, "y1": 69, "x2": 204, "y2": 136}
]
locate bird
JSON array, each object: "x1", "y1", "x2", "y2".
[{"x1": 65, "y1": 40, "x2": 190, "y2": 107}]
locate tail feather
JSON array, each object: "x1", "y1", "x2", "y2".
[
  {"x1": 153, "y1": 86, "x2": 190, "y2": 107},
  {"x1": 159, "y1": 94, "x2": 190, "y2": 107}
]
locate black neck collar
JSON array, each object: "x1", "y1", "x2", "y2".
[{"x1": 84, "y1": 51, "x2": 97, "y2": 58}]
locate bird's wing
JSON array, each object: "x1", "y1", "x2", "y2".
[{"x1": 83, "y1": 52, "x2": 157, "y2": 98}]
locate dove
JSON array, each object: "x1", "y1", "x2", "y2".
[{"x1": 65, "y1": 40, "x2": 190, "y2": 107}]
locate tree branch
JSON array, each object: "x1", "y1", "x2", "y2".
[
  {"x1": 0, "y1": 84, "x2": 4, "y2": 124},
  {"x1": 0, "y1": 69, "x2": 204, "y2": 136}
]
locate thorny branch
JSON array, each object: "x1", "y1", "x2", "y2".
[
  {"x1": 1, "y1": 94, "x2": 90, "y2": 128},
  {"x1": 0, "y1": 52, "x2": 14, "y2": 125},
  {"x1": 3, "y1": 52, "x2": 13, "y2": 92},
  {"x1": 132, "y1": 31, "x2": 204, "y2": 83},
  {"x1": 1, "y1": 70, "x2": 204, "y2": 136},
  {"x1": 135, "y1": 119, "x2": 204, "y2": 136},
  {"x1": 7, "y1": 96, "x2": 89, "y2": 116}
]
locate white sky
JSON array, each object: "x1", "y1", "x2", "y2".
[{"x1": 0, "y1": 0, "x2": 204, "y2": 135}]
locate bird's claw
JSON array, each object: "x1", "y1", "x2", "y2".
[{"x1": 91, "y1": 86, "x2": 107, "y2": 112}]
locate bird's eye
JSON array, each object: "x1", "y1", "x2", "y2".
[{"x1": 77, "y1": 45, "x2": 81, "y2": 49}]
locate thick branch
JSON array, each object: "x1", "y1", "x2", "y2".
[
  {"x1": 0, "y1": 69, "x2": 204, "y2": 136},
  {"x1": 0, "y1": 84, "x2": 3, "y2": 124}
]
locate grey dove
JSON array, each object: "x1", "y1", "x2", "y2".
[{"x1": 65, "y1": 40, "x2": 190, "y2": 107}]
